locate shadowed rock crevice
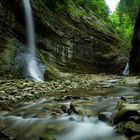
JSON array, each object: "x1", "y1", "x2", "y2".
[{"x1": 129, "y1": 8, "x2": 140, "y2": 74}]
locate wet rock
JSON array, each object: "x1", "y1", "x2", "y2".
[
  {"x1": 61, "y1": 105, "x2": 68, "y2": 113},
  {"x1": 130, "y1": 135, "x2": 140, "y2": 140},
  {"x1": 67, "y1": 108, "x2": 72, "y2": 115},
  {"x1": 103, "y1": 135, "x2": 128, "y2": 140},
  {"x1": 115, "y1": 121, "x2": 140, "y2": 136},
  {"x1": 40, "y1": 135, "x2": 56, "y2": 140},
  {"x1": 36, "y1": 111, "x2": 50, "y2": 118},
  {"x1": 70, "y1": 101, "x2": 95, "y2": 116},
  {"x1": 113, "y1": 102, "x2": 140, "y2": 138},
  {"x1": 21, "y1": 113, "x2": 36, "y2": 118},
  {"x1": 69, "y1": 117, "x2": 75, "y2": 121},
  {"x1": 120, "y1": 96, "x2": 127, "y2": 101},
  {"x1": 0, "y1": 132, "x2": 10, "y2": 140},
  {"x1": 0, "y1": 91, "x2": 6, "y2": 95},
  {"x1": 46, "y1": 122, "x2": 69, "y2": 134},
  {"x1": 46, "y1": 124, "x2": 56, "y2": 130},
  {"x1": 64, "y1": 80, "x2": 71, "y2": 85},
  {"x1": 98, "y1": 112, "x2": 112, "y2": 124},
  {"x1": 70, "y1": 102, "x2": 80, "y2": 114},
  {"x1": 16, "y1": 82, "x2": 28, "y2": 89},
  {"x1": 113, "y1": 103, "x2": 140, "y2": 124}
]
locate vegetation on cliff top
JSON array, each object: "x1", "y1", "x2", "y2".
[
  {"x1": 46, "y1": 0, "x2": 140, "y2": 49},
  {"x1": 109, "y1": 0, "x2": 140, "y2": 46},
  {"x1": 46, "y1": 0, "x2": 109, "y2": 18}
]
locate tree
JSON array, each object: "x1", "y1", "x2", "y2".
[
  {"x1": 109, "y1": 0, "x2": 140, "y2": 46},
  {"x1": 46, "y1": 0, "x2": 109, "y2": 19}
]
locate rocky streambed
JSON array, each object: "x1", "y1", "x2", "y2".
[{"x1": 0, "y1": 74, "x2": 140, "y2": 140}]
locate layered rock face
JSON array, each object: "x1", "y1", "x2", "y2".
[
  {"x1": 0, "y1": 0, "x2": 126, "y2": 79},
  {"x1": 129, "y1": 8, "x2": 140, "y2": 74},
  {"x1": 0, "y1": 1, "x2": 16, "y2": 75}
]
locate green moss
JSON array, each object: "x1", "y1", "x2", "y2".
[
  {"x1": 0, "y1": 39, "x2": 16, "y2": 71},
  {"x1": 40, "y1": 50, "x2": 62, "y2": 81}
]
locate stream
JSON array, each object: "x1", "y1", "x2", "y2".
[{"x1": 0, "y1": 80, "x2": 139, "y2": 140}]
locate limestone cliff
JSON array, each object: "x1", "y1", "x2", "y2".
[
  {"x1": 129, "y1": 8, "x2": 140, "y2": 74},
  {"x1": 0, "y1": 0, "x2": 126, "y2": 80}
]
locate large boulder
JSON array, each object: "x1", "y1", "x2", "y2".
[
  {"x1": 0, "y1": 0, "x2": 127, "y2": 80},
  {"x1": 113, "y1": 102, "x2": 140, "y2": 138}
]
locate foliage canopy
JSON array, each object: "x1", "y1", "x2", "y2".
[
  {"x1": 46, "y1": 0, "x2": 140, "y2": 48},
  {"x1": 109, "y1": 0, "x2": 140, "y2": 46},
  {"x1": 46, "y1": 0, "x2": 109, "y2": 18}
]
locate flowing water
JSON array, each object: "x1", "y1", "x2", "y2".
[
  {"x1": 0, "y1": 83, "x2": 139, "y2": 140},
  {"x1": 0, "y1": 100, "x2": 115, "y2": 140},
  {"x1": 23, "y1": 0, "x2": 44, "y2": 81},
  {"x1": 122, "y1": 62, "x2": 129, "y2": 76}
]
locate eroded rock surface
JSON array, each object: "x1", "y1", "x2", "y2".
[{"x1": 0, "y1": 0, "x2": 127, "y2": 79}]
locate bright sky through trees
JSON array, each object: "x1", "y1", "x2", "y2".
[{"x1": 105, "y1": 0, "x2": 120, "y2": 13}]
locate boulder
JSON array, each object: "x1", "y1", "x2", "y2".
[
  {"x1": 113, "y1": 102, "x2": 140, "y2": 138},
  {"x1": 113, "y1": 103, "x2": 140, "y2": 125}
]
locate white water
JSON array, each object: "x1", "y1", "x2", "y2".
[
  {"x1": 23, "y1": 0, "x2": 44, "y2": 81},
  {"x1": 122, "y1": 62, "x2": 129, "y2": 76},
  {"x1": 0, "y1": 115, "x2": 114, "y2": 140},
  {"x1": 56, "y1": 120, "x2": 114, "y2": 140}
]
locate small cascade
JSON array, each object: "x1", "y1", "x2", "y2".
[
  {"x1": 23, "y1": 0, "x2": 44, "y2": 81},
  {"x1": 0, "y1": 99, "x2": 115, "y2": 140},
  {"x1": 122, "y1": 62, "x2": 129, "y2": 76}
]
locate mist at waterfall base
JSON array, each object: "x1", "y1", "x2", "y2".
[{"x1": 23, "y1": 0, "x2": 44, "y2": 81}]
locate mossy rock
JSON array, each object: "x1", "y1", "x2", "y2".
[
  {"x1": 40, "y1": 135, "x2": 56, "y2": 140},
  {"x1": 115, "y1": 121, "x2": 140, "y2": 136}
]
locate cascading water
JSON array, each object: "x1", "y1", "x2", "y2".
[
  {"x1": 1, "y1": 82, "x2": 138, "y2": 140},
  {"x1": 122, "y1": 62, "x2": 129, "y2": 76},
  {"x1": 23, "y1": 0, "x2": 44, "y2": 81}
]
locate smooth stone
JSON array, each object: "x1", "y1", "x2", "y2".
[
  {"x1": 98, "y1": 112, "x2": 112, "y2": 123},
  {"x1": 70, "y1": 101, "x2": 95, "y2": 116}
]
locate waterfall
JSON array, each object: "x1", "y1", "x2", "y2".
[
  {"x1": 122, "y1": 62, "x2": 129, "y2": 76},
  {"x1": 23, "y1": 0, "x2": 44, "y2": 81}
]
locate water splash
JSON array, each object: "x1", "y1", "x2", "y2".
[
  {"x1": 122, "y1": 62, "x2": 129, "y2": 76},
  {"x1": 23, "y1": 0, "x2": 44, "y2": 81}
]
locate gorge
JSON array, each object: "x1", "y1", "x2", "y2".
[
  {"x1": 0, "y1": 0, "x2": 140, "y2": 140},
  {"x1": 0, "y1": 0, "x2": 128, "y2": 79}
]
